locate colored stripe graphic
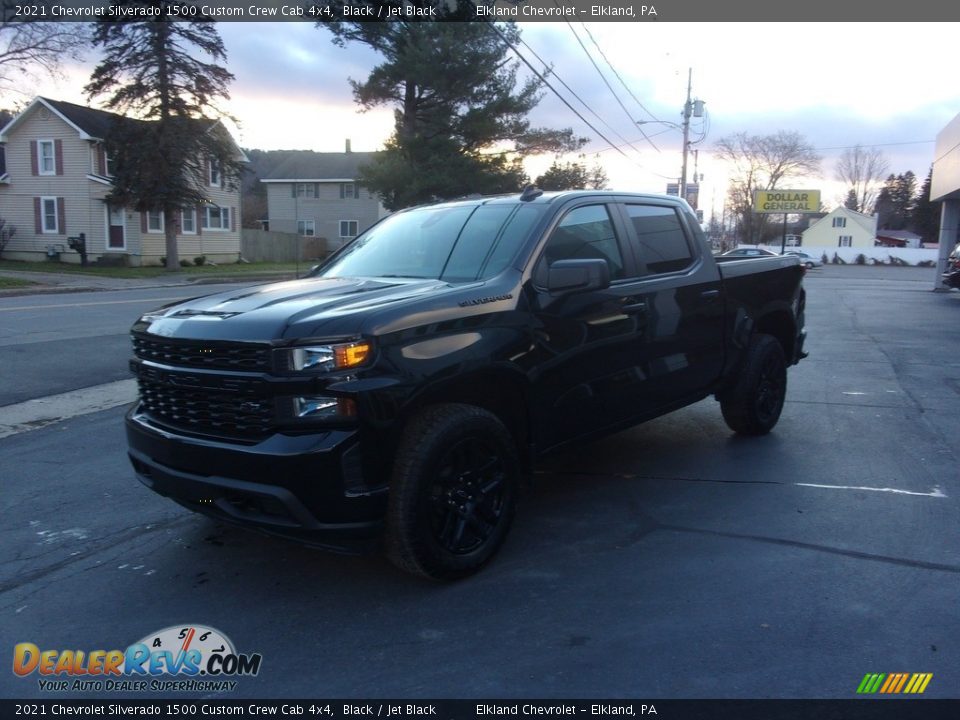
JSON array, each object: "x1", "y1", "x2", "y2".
[
  {"x1": 857, "y1": 674, "x2": 885, "y2": 694},
  {"x1": 905, "y1": 673, "x2": 933, "y2": 694},
  {"x1": 857, "y1": 672, "x2": 932, "y2": 694}
]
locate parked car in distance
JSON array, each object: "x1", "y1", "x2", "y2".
[
  {"x1": 719, "y1": 247, "x2": 779, "y2": 258},
  {"x1": 784, "y1": 251, "x2": 822, "y2": 269}
]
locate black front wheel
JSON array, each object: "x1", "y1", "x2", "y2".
[
  {"x1": 386, "y1": 404, "x2": 519, "y2": 580},
  {"x1": 720, "y1": 334, "x2": 787, "y2": 435}
]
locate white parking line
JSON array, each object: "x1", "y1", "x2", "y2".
[
  {"x1": 0, "y1": 379, "x2": 138, "y2": 439},
  {"x1": 795, "y1": 482, "x2": 947, "y2": 498}
]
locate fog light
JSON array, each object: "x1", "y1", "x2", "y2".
[
  {"x1": 294, "y1": 396, "x2": 339, "y2": 418},
  {"x1": 293, "y1": 396, "x2": 357, "y2": 419}
]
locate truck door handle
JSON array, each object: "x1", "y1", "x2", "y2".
[
  {"x1": 621, "y1": 301, "x2": 647, "y2": 314},
  {"x1": 700, "y1": 289, "x2": 720, "y2": 300}
]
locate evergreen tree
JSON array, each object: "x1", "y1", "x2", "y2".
[
  {"x1": 910, "y1": 167, "x2": 940, "y2": 243},
  {"x1": 320, "y1": 15, "x2": 585, "y2": 210},
  {"x1": 535, "y1": 161, "x2": 590, "y2": 191},
  {"x1": 843, "y1": 188, "x2": 859, "y2": 211},
  {"x1": 875, "y1": 172, "x2": 917, "y2": 230},
  {"x1": 85, "y1": 2, "x2": 240, "y2": 269}
]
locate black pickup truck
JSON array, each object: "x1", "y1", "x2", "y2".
[{"x1": 126, "y1": 190, "x2": 806, "y2": 580}]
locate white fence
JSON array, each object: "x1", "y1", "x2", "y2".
[{"x1": 750, "y1": 245, "x2": 939, "y2": 266}]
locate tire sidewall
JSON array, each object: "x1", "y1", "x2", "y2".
[{"x1": 389, "y1": 406, "x2": 519, "y2": 580}]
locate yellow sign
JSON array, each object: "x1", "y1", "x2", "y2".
[{"x1": 753, "y1": 189, "x2": 821, "y2": 214}]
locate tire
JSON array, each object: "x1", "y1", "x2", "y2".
[
  {"x1": 720, "y1": 334, "x2": 787, "y2": 435},
  {"x1": 386, "y1": 404, "x2": 519, "y2": 581},
  {"x1": 805, "y1": 262, "x2": 814, "y2": 269}
]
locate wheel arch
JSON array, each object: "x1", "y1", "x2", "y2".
[{"x1": 399, "y1": 367, "x2": 533, "y2": 470}]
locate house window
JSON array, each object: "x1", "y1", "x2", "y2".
[
  {"x1": 203, "y1": 206, "x2": 230, "y2": 230},
  {"x1": 209, "y1": 158, "x2": 221, "y2": 187},
  {"x1": 104, "y1": 153, "x2": 114, "y2": 177},
  {"x1": 838, "y1": 235, "x2": 852, "y2": 247},
  {"x1": 340, "y1": 183, "x2": 356, "y2": 199},
  {"x1": 295, "y1": 183, "x2": 317, "y2": 198},
  {"x1": 181, "y1": 209, "x2": 196, "y2": 234},
  {"x1": 147, "y1": 210, "x2": 164, "y2": 233},
  {"x1": 340, "y1": 220, "x2": 358, "y2": 238},
  {"x1": 832, "y1": 217, "x2": 847, "y2": 228},
  {"x1": 38, "y1": 140, "x2": 56, "y2": 175},
  {"x1": 297, "y1": 220, "x2": 315, "y2": 236},
  {"x1": 41, "y1": 197, "x2": 59, "y2": 233}
]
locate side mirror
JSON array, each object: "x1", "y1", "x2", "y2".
[{"x1": 546, "y1": 259, "x2": 610, "y2": 294}]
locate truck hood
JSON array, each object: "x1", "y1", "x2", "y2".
[{"x1": 138, "y1": 276, "x2": 461, "y2": 342}]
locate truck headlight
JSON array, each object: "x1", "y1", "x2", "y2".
[{"x1": 288, "y1": 341, "x2": 371, "y2": 372}]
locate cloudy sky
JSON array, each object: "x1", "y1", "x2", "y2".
[{"x1": 20, "y1": 21, "x2": 960, "y2": 219}]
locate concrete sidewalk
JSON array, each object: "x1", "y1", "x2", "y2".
[{"x1": 0, "y1": 268, "x2": 300, "y2": 296}]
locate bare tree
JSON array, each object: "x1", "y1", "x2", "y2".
[
  {"x1": 835, "y1": 144, "x2": 888, "y2": 214},
  {"x1": 0, "y1": 6, "x2": 92, "y2": 97},
  {"x1": 715, "y1": 131, "x2": 821, "y2": 244}
]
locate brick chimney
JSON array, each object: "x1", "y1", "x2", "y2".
[{"x1": 345, "y1": 139, "x2": 351, "y2": 153}]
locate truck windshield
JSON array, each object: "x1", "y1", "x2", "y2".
[{"x1": 316, "y1": 204, "x2": 542, "y2": 282}]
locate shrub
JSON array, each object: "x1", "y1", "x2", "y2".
[
  {"x1": 917, "y1": 260, "x2": 935, "y2": 268},
  {"x1": 194, "y1": 255, "x2": 207, "y2": 266},
  {"x1": 179, "y1": 259, "x2": 191, "y2": 267},
  {"x1": 855, "y1": 254, "x2": 866, "y2": 265},
  {"x1": 832, "y1": 253, "x2": 846, "y2": 264},
  {"x1": 821, "y1": 253, "x2": 829, "y2": 265}
]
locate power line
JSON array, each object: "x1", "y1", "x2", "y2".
[
  {"x1": 561, "y1": 18, "x2": 660, "y2": 153},
  {"x1": 815, "y1": 140, "x2": 934, "y2": 151},
  {"x1": 578, "y1": 22, "x2": 664, "y2": 126},
  {"x1": 479, "y1": 17, "x2": 641, "y2": 166},
  {"x1": 515, "y1": 35, "x2": 649, "y2": 160}
]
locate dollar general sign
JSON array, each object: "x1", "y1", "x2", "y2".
[{"x1": 753, "y1": 190, "x2": 821, "y2": 214}]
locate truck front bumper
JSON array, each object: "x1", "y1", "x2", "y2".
[{"x1": 125, "y1": 407, "x2": 386, "y2": 553}]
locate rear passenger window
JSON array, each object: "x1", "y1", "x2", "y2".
[
  {"x1": 624, "y1": 204, "x2": 693, "y2": 275},
  {"x1": 539, "y1": 204, "x2": 626, "y2": 281}
]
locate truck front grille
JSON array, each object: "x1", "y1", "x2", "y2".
[
  {"x1": 137, "y1": 378, "x2": 274, "y2": 437},
  {"x1": 132, "y1": 336, "x2": 272, "y2": 372}
]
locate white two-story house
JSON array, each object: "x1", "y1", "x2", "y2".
[
  {"x1": 0, "y1": 96, "x2": 245, "y2": 266},
  {"x1": 261, "y1": 144, "x2": 387, "y2": 251},
  {"x1": 801, "y1": 207, "x2": 878, "y2": 250}
]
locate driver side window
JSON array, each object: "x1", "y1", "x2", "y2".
[{"x1": 537, "y1": 204, "x2": 625, "y2": 284}]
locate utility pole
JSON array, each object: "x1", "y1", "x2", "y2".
[{"x1": 679, "y1": 68, "x2": 692, "y2": 203}]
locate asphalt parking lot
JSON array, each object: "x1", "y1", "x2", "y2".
[{"x1": 1, "y1": 265, "x2": 957, "y2": 700}]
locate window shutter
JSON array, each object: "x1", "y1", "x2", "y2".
[
  {"x1": 339, "y1": 183, "x2": 345, "y2": 199},
  {"x1": 291, "y1": 183, "x2": 296, "y2": 198},
  {"x1": 141, "y1": 212, "x2": 147, "y2": 233},
  {"x1": 231, "y1": 207, "x2": 237, "y2": 232},
  {"x1": 57, "y1": 198, "x2": 65, "y2": 235},
  {"x1": 204, "y1": 157, "x2": 210, "y2": 185},
  {"x1": 31, "y1": 141, "x2": 39, "y2": 176},
  {"x1": 34, "y1": 197, "x2": 42, "y2": 233},
  {"x1": 196, "y1": 206, "x2": 203, "y2": 235},
  {"x1": 54, "y1": 140, "x2": 64, "y2": 175},
  {"x1": 97, "y1": 146, "x2": 106, "y2": 176},
  {"x1": 314, "y1": 183, "x2": 319, "y2": 197}
]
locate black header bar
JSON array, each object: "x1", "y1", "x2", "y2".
[
  {"x1": 2, "y1": 699, "x2": 958, "y2": 720},
  {"x1": 3, "y1": 0, "x2": 960, "y2": 23}
]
